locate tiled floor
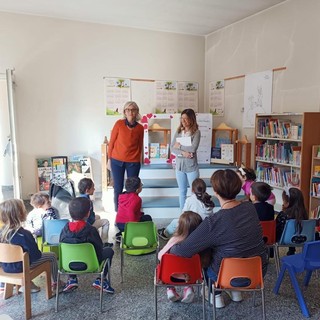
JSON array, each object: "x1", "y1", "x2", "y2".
[{"x1": 1, "y1": 199, "x2": 320, "y2": 319}]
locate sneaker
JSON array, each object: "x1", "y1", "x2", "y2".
[
  {"x1": 115, "y1": 235, "x2": 122, "y2": 243},
  {"x1": 103, "y1": 242, "x2": 114, "y2": 248},
  {"x1": 18, "y1": 281, "x2": 41, "y2": 293},
  {"x1": 92, "y1": 278, "x2": 115, "y2": 294},
  {"x1": 214, "y1": 294, "x2": 225, "y2": 308},
  {"x1": 181, "y1": 286, "x2": 194, "y2": 303},
  {"x1": 63, "y1": 277, "x2": 78, "y2": 293},
  {"x1": 226, "y1": 290, "x2": 243, "y2": 302},
  {"x1": 157, "y1": 228, "x2": 169, "y2": 241},
  {"x1": 166, "y1": 287, "x2": 180, "y2": 302}
]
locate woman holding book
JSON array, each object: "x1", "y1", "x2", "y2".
[
  {"x1": 171, "y1": 108, "x2": 201, "y2": 210},
  {"x1": 108, "y1": 101, "x2": 144, "y2": 212}
]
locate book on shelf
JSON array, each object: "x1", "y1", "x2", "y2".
[
  {"x1": 159, "y1": 143, "x2": 169, "y2": 159},
  {"x1": 211, "y1": 147, "x2": 221, "y2": 159},
  {"x1": 314, "y1": 165, "x2": 320, "y2": 176},
  {"x1": 51, "y1": 156, "x2": 68, "y2": 181},
  {"x1": 36, "y1": 158, "x2": 52, "y2": 192},
  {"x1": 149, "y1": 143, "x2": 160, "y2": 158},
  {"x1": 311, "y1": 177, "x2": 320, "y2": 196},
  {"x1": 311, "y1": 205, "x2": 320, "y2": 219}
]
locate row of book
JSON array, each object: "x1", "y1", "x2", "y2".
[
  {"x1": 257, "y1": 118, "x2": 302, "y2": 140},
  {"x1": 256, "y1": 141, "x2": 301, "y2": 166},
  {"x1": 311, "y1": 205, "x2": 320, "y2": 219},
  {"x1": 256, "y1": 164, "x2": 300, "y2": 188},
  {"x1": 311, "y1": 177, "x2": 320, "y2": 197},
  {"x1": 149, "y1": 143, "x2": 169, "y2": 159}
]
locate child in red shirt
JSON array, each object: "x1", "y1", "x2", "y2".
[{"x1": 115, "y1": 177, "x2": 152, "y2": 242}]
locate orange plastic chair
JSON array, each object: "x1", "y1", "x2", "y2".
[
  {"x1": 260, "y1": 220, "x2": 278, "y2": 273},
  {"x1": 154, "y1": 253, "x2": 205, "y2": 320},
  {"x1": 211, "y1": 257, "x2": 265, "y2": 320},
  {"x1": 0, "y1": 243, "x2": 52, "y2": 320}
]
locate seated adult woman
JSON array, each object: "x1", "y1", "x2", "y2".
[{"x1": 170, "y1": 169, "x2": 268, "y2": 308}]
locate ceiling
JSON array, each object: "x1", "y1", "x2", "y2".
[{"x1": 0, "y1": 0, "x2": 287, "y2": 36}]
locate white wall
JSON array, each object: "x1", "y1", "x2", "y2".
[
  {"x1": 205, "y1": 0, "x2": 320, "y2": 141},
  {"x1": 0, "y1": 12, "x2": 205, "y2": 198}
]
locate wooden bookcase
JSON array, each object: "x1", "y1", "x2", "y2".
[
  {"x1": 310, "y1": 145, "x2": 320, "y2": 219},
  {"x1": 254, "y1": 112, "x2": 320, "y2": 212}
]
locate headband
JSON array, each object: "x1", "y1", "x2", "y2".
[{"x1": 238, "y1": 167, "x2": 246, "y2": 176}]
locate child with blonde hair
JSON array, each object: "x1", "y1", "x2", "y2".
[
  {"x1": 25, "y1": 192, "x2": 57, "y2": 236},
  {"x1": 158, "y1": 211, "x2": 203, "y2": 303},
  {"x1": 0, "y1": 199, "x2": 59, "y2": 292}
]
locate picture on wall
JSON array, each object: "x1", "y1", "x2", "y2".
[{"x1": 209, "y1": 80, "x2": 225, "y2": 116}]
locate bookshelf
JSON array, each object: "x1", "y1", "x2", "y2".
[
  {"x1": 254, "y1": 112, "x2": 320, "y2": 212},
  {"x1": 310, "y1": 145, "x2": 320, "y2": 219}
]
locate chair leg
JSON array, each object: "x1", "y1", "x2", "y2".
[
  {"x1": 273, "y1": 264, "x2": 287, "y2": 294},
  {"x1": 261, "y1": 288, "x2": 266, "y2": 320},
  {"x1": 55, "y1": 272, "x2": 61, "y2": 312},
  {"x1": 253, "y1": 291, "x2": 256, "y2": 307},
  {"x1": 212, "y1": 286, "x2": 216, "y2": 320},
  {"x1": 154, "y1": 285, "x2": 158, "y2": 320},
  {"x1": 287, "y1": 267, "x2": 310, "y2": 318},
  {"x1": 100, "y1": 271, "x2": 103, "y2": 313},
  {"x1": 274, "y1": 245, "x2": 280, "y2": 275},
  {"x1": 4, "y1": 283, "x2": 14, "y2": 299},
  {"x1": 120, "y1": 249, "x2": 124, "y2": 283},
  {"x1": 44, "y1": 265, "x2": 52, "y2": 300},
  {"x1": 202, "y1": 283, "x2": 206, "y2": 320},
  {"x1": 24, "y1": 281, "x2": 32, "y2": 320},
  {"x1": 303, "y1": 270, "x2": 313, "y2": 287}
]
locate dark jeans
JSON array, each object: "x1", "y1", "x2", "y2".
[
  {"x1": 116, "y1": 214, "x2": 152, "y2": 233},
  {"x1": 111, "y1": 158, "x2": 141, "y2": 212}
]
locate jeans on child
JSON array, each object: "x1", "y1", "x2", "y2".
[
  {"x1": 165, "y1": 219, "x2": 179, "y2": 236},
  {"x1": 175, "y1": 169, "x2": 199, "y2": 211}
]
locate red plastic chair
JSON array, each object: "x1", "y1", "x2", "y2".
[
  {"x1": 212, "y1": 257, "x2": 265, "y2": 320},
  {"x1": 260, "y1": 220, "x2": 278, "y2": 273},
  {"x1": 154, "y1": 253, "x2": 205, "y2": 320}
]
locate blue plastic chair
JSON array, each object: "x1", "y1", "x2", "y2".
[
  {"x1": 273, "y1": 241, "x2": 320, "y2": 318},
  {"x1": 274, "y1": 219, "x2": 316, "y2": 273},
  {"x1": 41, "y1": 219, "x2": 69, "y2": 251}
]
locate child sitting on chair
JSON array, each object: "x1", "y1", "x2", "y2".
[
  {"x1": 78, "y1": 178, "x2": 112, "y2": 247},
  {"x1": 158, "y1": 211, "x2": 203, "y2": 304},
  {"x1": 59, "y1": 197, "x2": 114, "y2": 293},
  {"x1": 25, "y1": 192, "x2": 58, "y2": 237},
  {"x1": 115, "y1": 177, "x2": 152, "y2": 242},
  {"x1": 250, "y1": 182, "x2": 275, "y2": 221},
  {"x1": 0, "y1": 199, "x2": 59, "y2": 292}
]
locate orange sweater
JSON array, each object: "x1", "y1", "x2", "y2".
[{"x1": 108, "y1": 119, "x2": 144, "y2": 163}]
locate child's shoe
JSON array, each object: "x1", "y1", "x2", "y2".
[
  {"x1": 157, "y1": 228, "x2": 169, "y2": 241},
  {"x1": 181, "y1": 286, "x2": 194, "y2": 303},
  {"x1": 63, "y1": 277, "x2": 78, "y2": 293},
  {"x1": 226, "y1": 290, "x2": 243, "y2": 302},
  {"x1": 214, "y1": 294, "x2": 225, "y2": 308},
  {"x1": 18, "y1": 281, "x2": 41, "y2": 293},
  {"x1": 166, "y1": 287, "x2": 180, "y2": 302},
  {"x1": 92, "y1": 278, "x2": 115, "y2": 294}
]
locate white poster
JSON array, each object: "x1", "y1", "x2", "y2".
[
  {"x1": 243, "y1": 70, "x2": 273, "y2": 128},
  {"x1": 155, "y1": 80, "x2": 178, "y2": 114},
  {"x1": 177, "y1": 81, "x2": 199, "y2": 113},
  {"x1": 196, "y1": 113, "x2": 212, "y2": 164},
  {"x1": 105, "y1": 77, "x2": 131, "y2": 115},
  {"x1": 209, "y1": 80, "x2": 225, "y2": 116}
]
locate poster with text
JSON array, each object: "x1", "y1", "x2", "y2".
[
  {"x1": 243, "y1": 71, "x2": 272, "y2": 128},
  {"x1": 196, "y1": 113, "x2": 212, "y2": 164},
  {"x1": 177, "y1": 82, "x2": 199, "y2": 113},
  {"x1": 155, "y1": 80, "x2": 178, "y2": 114},
  {"x1": 209, "y1": 80, "x2": 225, "y2": 116},
  {"x1": 105, "y1": 77, "x2": 131, "y2": 115}
]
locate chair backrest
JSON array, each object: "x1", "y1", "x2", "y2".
[
  {"x1": 123, "y1": 221, "x2": 157, "y2": 248},
  {"x1": 59, "y1": 242, "x2": 100, "y2": 273},
  {"x1": 301, "y1": 241, "x2": 320, "y2": 268},
  {"x1": 279, "y1": 219, "x2": 316, "y2": 245},
  {"x1": 43, "y1": 219, "x2": 69, "y2": 245},
  {"x1": 216, "y1": 256, "x2": 264, "y2": 289},
  {"x1": 157, "y1": 253, "x2": 203, "y2": 285},
  {"x1": 260, "y1": 220, "x2": 276, "y2": 245}
]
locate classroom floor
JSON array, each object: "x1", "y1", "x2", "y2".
[{"x1": 1, "y1": 199, "x2": 320, "y2": 319}]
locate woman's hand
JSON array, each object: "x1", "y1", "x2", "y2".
[
  {"x1": 182, "y1": 151, "x2": 193, "y2": 159},
  {"x1": 174, "y1": 142, "x2": 181, "y2": 149}
]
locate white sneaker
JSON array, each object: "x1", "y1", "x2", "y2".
[
  {"x1": 181, "y1": 286, "x2": 194, "y2": 303},
  {"x1": 226, "y1": 290, "x2": 243, "y2": 302},
  {"x1": 214, "y1": 294, "x2": 225, "y2": 308},
  {"x1": 18, "y1": 281, "x2": 40, "y2": 293},
  {"x1": 167, "y1": 287, "x2": 180, "y2": 302}
]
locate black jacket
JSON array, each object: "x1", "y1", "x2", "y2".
[{"x1": 59, "y1": 222, "x2": 104, "y2": 262}]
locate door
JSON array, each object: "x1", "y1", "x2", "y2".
[{"x1": 0, "y1": 69, "x2": 21, "y2": 201}]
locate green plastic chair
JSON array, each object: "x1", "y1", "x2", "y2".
[
  {"x1": 120, "y1": 221, "x2": 159, "y2": 282},
  {"x1": 55, "y1": 243, "x2": 111, "y2": 313}
]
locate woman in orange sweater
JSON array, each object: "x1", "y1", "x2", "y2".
[{"x1": 108, "y1": 101, "x2": 144, "y2": 212}]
